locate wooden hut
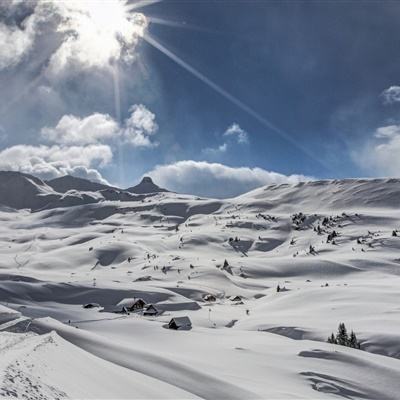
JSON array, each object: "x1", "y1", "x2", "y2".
[{"x1": 168, "y1": 316, "x2": 192, "y2": 330}]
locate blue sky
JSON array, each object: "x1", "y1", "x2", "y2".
[{"x1": 1, "y1": 0, "x2": 400, "y2": 197}]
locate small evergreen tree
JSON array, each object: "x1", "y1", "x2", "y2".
[
  {"x1": 336, "y1": 323, "x2": 349, "y2": 346},
  {"x1": 349, "y1": 330, "x2": 360, "y2": 349},
  {"x1": 327, "y1": 333, "x2": 337, "y2": 344}
]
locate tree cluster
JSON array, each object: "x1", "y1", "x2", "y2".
[{"x1": 327, "y1": 323, "x2": 361, "y2": 349}]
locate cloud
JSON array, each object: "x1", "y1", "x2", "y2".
[
  {"x1": 41, "y1": 104, "x2": 158, "y2": 147},
  {"x1": 0, "y1": 144, "x2": 112, "y2": 182},
  {"x1": 146, "y1": 160, "x2": 310, "y2": 198},
  {"x1": 45, "y1": 1, "x2": 147, "y2": 77},
  {"x1": 0, "y1": 0, "x2": 147, "y2": 76},
  {"x1": 0, "y1": 103, "x2": 158, "y2": 183},
  {"x1": 381, "y1": 86, "x2": 400, "y2": 104},
  {"x1": 0, "y1": 4, "x2": 37, "y2": 70},
  {"x1": 122, "y1": 104, "x2": 159, "y2": 147},
  {"x1": 353, "y1": 125, "x2": 400, "y2": 176},
  {"x1": 223, "y1": 123, "x2": 249, "y2": 144},
  {"x1": 41, "y1": 113, "x2": 119, "y2": 145},
  {"x1": 202, "y1": 143, "x2": 227, "y2": 156},
  {"x1": 202, "y1": 123, "x2": 248, "y2": 155}
]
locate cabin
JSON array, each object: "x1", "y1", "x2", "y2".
[
  {"x1": 230, "y1": 295, "x2": 243, "y2": 302},
  {"x1": 168, "y1": 316, "x2": 192, "y2": 330},
  {"x1": 116, "y1": 297, "x2": 147, "y2": 313},
  {"x1": 203, "y1": 294, "x2": 217, "y2": 302},
  {"x1": 143, "y1": 304, "x2": 159, "y2": 316}
]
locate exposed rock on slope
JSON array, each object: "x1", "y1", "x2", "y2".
[{"x1": 126, "y1": 176, "x2": 169, "y2": 194}]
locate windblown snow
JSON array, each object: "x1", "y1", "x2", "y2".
[{"x1": 1, "y1": 172, "x2": 400, "y2": 399}]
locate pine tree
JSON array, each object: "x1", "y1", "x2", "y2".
[
  {"x1": 336, "y1": 323, "x2": 349, "y2": 346},
  {"x1": 349, "y1": 330, "x2": 359, "y2": 348},
  {"x1": 327, "y1": 333, "x2": 337, "y2": 344}
]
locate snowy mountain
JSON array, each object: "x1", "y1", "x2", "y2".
[
  {"x1": 0, "y1": 172, "x2": 155, "y2": 211},
  {"x1": 0, "y1": 171, "x2": 59, "y2": 211},
  {"x1": 237, "y1": 178, "x2": 400, "y2": 211},
  {"x1": 46, "y1": 175, "x2": 118, "y2": 193},
  {"x1": 1, "y1": 172, "x2": 400, "y2": 398}
]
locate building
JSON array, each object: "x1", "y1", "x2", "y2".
[
  {"x1": 168, "y1": 316, "x2": 192, "y2": 330},
  {"x1": 143, "y1": 304, "x2": 160, "y2": 316},
  {"x1": 116, "y1": 297, "x2": 147, "y2": 313},
  {"x1": 230, "y1": 295, "x2": 243, "y2": 303}
]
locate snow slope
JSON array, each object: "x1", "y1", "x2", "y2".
[
  {"x1": 46, "y1": 175, "x2": 118, "y2": 193},
  {"x1": 0, "y1": 174, "x2": 400, "y2": 399}
]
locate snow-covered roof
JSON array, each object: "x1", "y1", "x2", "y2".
[
  {"x1": 169, "y1": 316, "x2": 192, "y2": 327},
  {"x1": 116, "y1": 298, "x2": 146, "y2": 308}
]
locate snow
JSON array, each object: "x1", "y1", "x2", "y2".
[{"x1": 0, "y1": 172, "x2": 400, "y2": 398}]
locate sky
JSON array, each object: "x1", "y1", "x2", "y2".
[{"x1": 1, "y1": 0, "x2": 400, "y2": 198}]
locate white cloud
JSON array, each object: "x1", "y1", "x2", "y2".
[
  {"x1": 223, "y1": 123, "x2": 248, "y2": 144},
  {"x1": 41, "y1": 104, "x2": 158, "y2": 147},
  {"x1": 0, "y1": 0, "x2": 147, "y2": 75},
  {"x1": 0, "y1": 144, "x2": 112, "y2": 182},
  {"x1": 202, "y1": 143, "x2": 227, "y2": 155},
  {"x1": 41, "y1": 113, "x2": 119, "y2": 145},
  {"x1": 45, "y1": 1, "x2": 148, "y2": 77},
  {"x1": 202, "y1": 123, "x2": 248, "y2": 155},
  {"x1": 146, "y1": 160, "x2": 310, "y2": 198},
  {"x1": 0, "y1": 6, "x2": 37, "y2": 70},
  {"x1": 381, "y1": 86, "x2": 400, "y2": 104},
  {"x1": 353, "y1": 125, "x2": 400, "y2": 176},
  {"x1": 122, "y1": 104, "x2": 159, "y2": 147}
]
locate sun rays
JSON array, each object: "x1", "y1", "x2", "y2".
[
  {"x1": 140, "y1": 31, "x2": 329, "y2": 171},
  {"x1": 1, "y1": 0, "x2": 329, "y2": 171}
]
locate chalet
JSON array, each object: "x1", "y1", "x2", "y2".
[
  {"x1": 203, "y1": 294, "x2": 217, "y2": 302},
  {"x1": 143, "y1": 304, "x2": 160, "y2": 316},
  {"x1": 116, "y1": 297, "x2": 147, "y2": 313},
  {"x1": 168, "y1": 316, "x2": 192, "y2": 330},
  {"x1": 230, "y1": 295, "x2": 243, "y2": 302}
]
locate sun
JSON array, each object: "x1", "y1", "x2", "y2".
[
  {"x1": 50, "y1": 0, "x2": 148, "y2": 71},
  {"x1": 82, "y1": 0, "x2": 148, "y2": 39}
]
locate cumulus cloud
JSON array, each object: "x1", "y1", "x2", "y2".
[
  {"x1": 0, "y1": 103, "x2": 158, "y2": 183},
  {"x1": 381, "y1": 86, "x2": 400, "y2": 104},
  {"x1": 122, "y1": 104, "x2": 159, "y2": 147},
  {"x1": 45, "y1": 1, "x2": 147, "y2": 77},
  {"x1": 0, "y1": 144, "x2": 112, "y2": 182},
  {"x1": 146, "y1": 160, "x2": 310, "y2": 198},
  {"x1": 353, "y1": 125, "x2": 400, "y2": 176},
  {"x1": 41, "y1": 113, "x2": 119, "y2": 145},
  {"x1": 202, "y1": 123, "x2": 248, "y2": 155},
  {"x1": 223, "y1": 123, "x2": 249, "y2": 144},
  {"x1": 0, "y1": 3, "x2": 37, "y2": 70},
  {"x1": 41, "y1": 104, "x2": 158, "y2": 147},
  {"x1": 202, "y1": 143, "x2": 227, "y2": 155},
  {"x1": 0, "y1": 0, "x2": 147, "y2": 76}
]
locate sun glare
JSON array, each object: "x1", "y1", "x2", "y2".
[
  {"x1": 82, "y1": 0, "x2": 148, "y2": 38},
  {"x1": 51, "y1": 0, "x2": 148, "y2": 70}
]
